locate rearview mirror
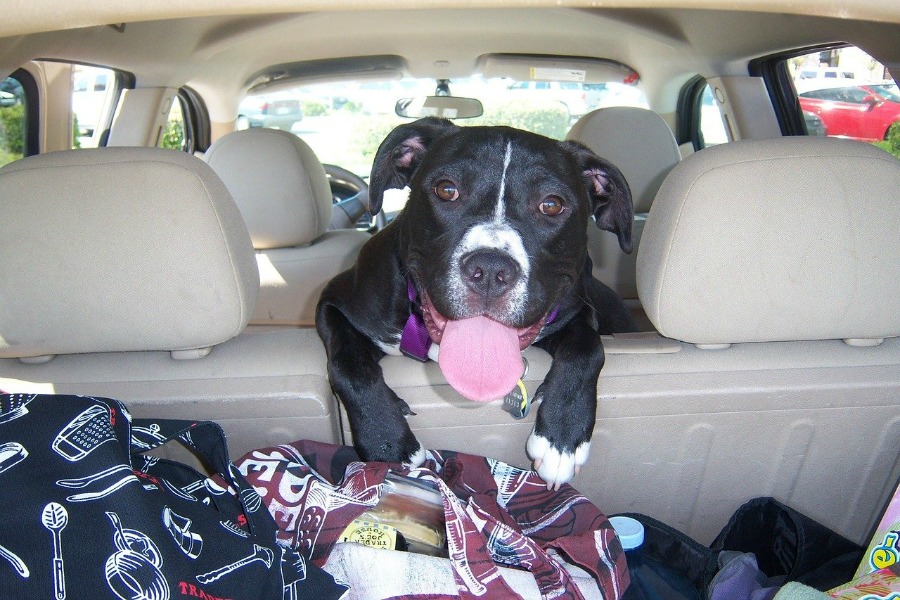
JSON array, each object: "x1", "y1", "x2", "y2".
[{"x1": 395, "y1": 96, "x2": 484, "y2": 119}]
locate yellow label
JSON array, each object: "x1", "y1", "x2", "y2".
[
  {"x1": 516, "y1": 380, "x2": 528, "y2": 411},
  {"x1": 340, "y1": 519, "x2": 397, "y2": 550}
]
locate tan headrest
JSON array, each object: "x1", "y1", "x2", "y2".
[
  {"x1": 567, "y1": 106, "x2": 680, "y2": 213},
  {"x1": 637, "y1": 137, "x2": 900, "y2": 346},
  {"x1": 204, "y1": 128, "x2": 332, "y2": 249},
  {"x1": 0, "y1": 148, "x2": 258, "y2": 360}
]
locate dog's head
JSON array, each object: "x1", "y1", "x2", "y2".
[{"x1": 370, "y1": 117, "x2": 633, "y2": 348}]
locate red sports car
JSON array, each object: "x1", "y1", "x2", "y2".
[{"x1": 799, "y1": 83, "x2": 900, "y2": 141}]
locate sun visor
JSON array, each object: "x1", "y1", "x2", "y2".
[
  {"x1": 477, "y1": 54, "x2": 639, "y2": 85},
  {"x1": 245, "y1": 55, "x2": 407, "y2": 93}
]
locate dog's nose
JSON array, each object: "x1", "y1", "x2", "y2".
[{"x1": 461, "y1": 250, "x2": 520, "y2": 300}]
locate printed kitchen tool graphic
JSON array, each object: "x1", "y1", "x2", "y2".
[
  {"x1": 56, "y1": 464, "x2": 131, "y2": 488},
  {"x1": 0, "y1": 541, "x2": 29, "y2": 579},
  {"x1": 240, "y1": 487, "x2": 263, "y2": 513},
  {"x1": 196, "y1": 543, "x2": 274, "y2": 585},
  {"x1": 163, "y1": 507, "x2": 203, "y2": 559},
  {"x1": 105, "y1": 511, "x2": 170, "y2": 600},
  {"x1": 0, "y1": 394, "x2": 36, "y2": 424},
  {"x1": 42, "y1": 502, "x2": 68, "y2": 600},
  {"x1": 56, "y1": 463, "x2": 139, "y2": 502},
  {"x1": 133, "y1": 456, "x2": 201, "y2": 501},
  {"x1": 280, "y1": 547, "x2": 309, "y2": 600},
  {"x1": 130, "y1": 423, "x2": 168, "y2": 451},
  {"x1": 52, "y1": 403, "x2": 116, "y2": 462},
  {"x1": 220, "y1": 519, "x2": 251, "y2": 538},
  {"x1": 0, "y1": 441, "x2": 28, "y2": 475}
]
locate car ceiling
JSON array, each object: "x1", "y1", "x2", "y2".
[{"x1": 1, "y1": 3, "x2": 898, "y2": 122}]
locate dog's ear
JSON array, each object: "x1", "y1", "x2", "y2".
[
  {"x1": 563, "y1": 141, "x2": 634, "y2": 254},
  {"x1": 369, "y1": 117, "x2": 460, "y2": 215}
]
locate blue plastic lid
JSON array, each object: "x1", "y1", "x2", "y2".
[{"x1": 609, "y1": 516, "x2": 645, "y2": 550}]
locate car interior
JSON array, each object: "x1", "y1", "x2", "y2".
[{"x1": 1, "y1": 0, "x2": 899, "y2": 584}]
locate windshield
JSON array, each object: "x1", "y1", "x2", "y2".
[{"x1": 238, "y1": 76, "x2": 648, "y2": 177}]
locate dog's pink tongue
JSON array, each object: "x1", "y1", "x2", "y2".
[{"x1": 438, "y1": 315, "x2": 522, "y2": 402}]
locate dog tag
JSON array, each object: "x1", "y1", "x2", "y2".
[{"x1": 501, "y1": 358, "x2": 530, "y2": 419}]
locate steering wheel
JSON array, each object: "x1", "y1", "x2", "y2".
[{"x1": 324, "y1": 164, "x2": 384, "y2": 231}]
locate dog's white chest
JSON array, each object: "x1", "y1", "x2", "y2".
[{"x1": 377, "y1": 339, "x2": 441, "y2": 362}]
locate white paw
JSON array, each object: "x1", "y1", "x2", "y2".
[
  {"x1": 526, "y1": 432, "x2": 590, "y2": 491},
  {"x1": 403, "y1": 441, "x2": 427, "y2": 469}
]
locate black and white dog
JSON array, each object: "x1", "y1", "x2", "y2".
[{"x1": 316, "y1": 117, "x2": 636, "y2": 489}]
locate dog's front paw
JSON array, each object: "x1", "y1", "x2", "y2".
[
  {"x1": 355, "y1": 425, "x2": 426, "y2": 469},
  {"x1": 526, "y1": 431, "x2": 590, "y2": 491},
  {"x1": 403, "y1": 441, "x2": 427, "y2": 469}
]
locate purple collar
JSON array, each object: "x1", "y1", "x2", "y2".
[
  {"x1": 399, "y1": 277, "x2": 432, "y2": 362},
  {"x1": 399, "y1": 276, "x2": 559, "y2": 362}
]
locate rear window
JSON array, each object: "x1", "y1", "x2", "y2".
[{"x1": 237, "y1": 76, "x2": 648, "y2": 177}]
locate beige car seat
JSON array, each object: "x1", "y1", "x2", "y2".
[
  {"x1": 204, "y1": 128, "x2": 370, "y2": 327},
  {"x1": 567, "y1": 106, "x2": 681, "y2": 329},
  {"x1": 637, "y1": 136, "x2": 900, "y2": 346},
  {"x1": 0, "y1": 147, "x2": 341, "y2": 464},
  {"x1": 0, "y1": 147, "x2": 257, "y2": 360}
]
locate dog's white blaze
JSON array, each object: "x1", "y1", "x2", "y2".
[
  {"x1": 447, "y1": 140, "x2": 531, "y2": 317},
  {"x1": 495, "y1": 141, "x2": 513, "y2": 221}
]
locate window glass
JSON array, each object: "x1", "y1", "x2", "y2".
[
  {"x1": 159, "y1": 97, "x2": 187, "y2": 152},
  {"x1": 698, "y1": 84, "x2": 728, "y2": 147},
  {"x1": 788, "y1": 46, "x2": 898, "y2": 158},
  {"x1": 237, "y1": 76, "x2": 648, "y2": 178},
  {"x1": 72, "y1": 65, "x2": 117, "y2": 148},
  {"x1": 0, "y1": 76, "x2": 26, "y2": 167}
]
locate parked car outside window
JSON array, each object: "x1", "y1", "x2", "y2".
[
  {"x1": 798, "y1": 82, "x2": 900, "y2": 142},
  {"x1": 237, "y1": 94, "x2": 304, "y2": 131},
  {"x1": 506, "y1": 79, "x2": 647, "y2": 121}
]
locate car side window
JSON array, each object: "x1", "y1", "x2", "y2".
[
  {"x1": 1, "y1": 75, "x2": 27, "y2": 167},
  {"x1": 785, "y1": 46, "x2": 898, "y2": 158},
  {"x1": 698, "y1": 84, "x2": 728, "y2": 147},
  {"x1": 160, "y1": 96, "x2": 188, "y2": 152},
  {"x1": 837, "y1": 87, "x2": 869, "y2": 103}
]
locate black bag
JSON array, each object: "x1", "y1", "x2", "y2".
[
  {"x1": 616, "y1": 497, "x2": 864, "y2": 599},
  {"x1": 0, "y1": 393, "x2": 348, "y2": 600},
  {"x1": 710, "y1": 496, "x2": 863, "y2": 590},
  {"x1": 615, "y1": 512, "x2": 719, "y2": 600}
]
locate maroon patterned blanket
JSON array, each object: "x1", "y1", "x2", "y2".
[{"x1": 235, "y1": 441, "x2": 628, "y2": 600}]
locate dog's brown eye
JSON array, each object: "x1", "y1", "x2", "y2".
[
  {"x1": 434, "y1": 180, "x2": 459, "y2": 202},
  {"x1": 539, "y1": 196, "x2": 565, "y2": 216}
]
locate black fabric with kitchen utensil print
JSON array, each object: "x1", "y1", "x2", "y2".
[{"x1": 0, "y1": 393, "x2": 348, "y2": 600}]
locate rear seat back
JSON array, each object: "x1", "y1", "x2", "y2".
[
  {"x1": 204, "y1": 128, "x2": 370, "y2": 327},
  {"x1": 0, "y1": 148, "x2": 340, "y2": 464},
  {"x1": 567, "y1": 107, "x2": 680, "y2": 328}
]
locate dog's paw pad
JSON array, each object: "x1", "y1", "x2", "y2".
[{"x1": 526, "y1": 432, "x2": 590, "y2": 491}]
